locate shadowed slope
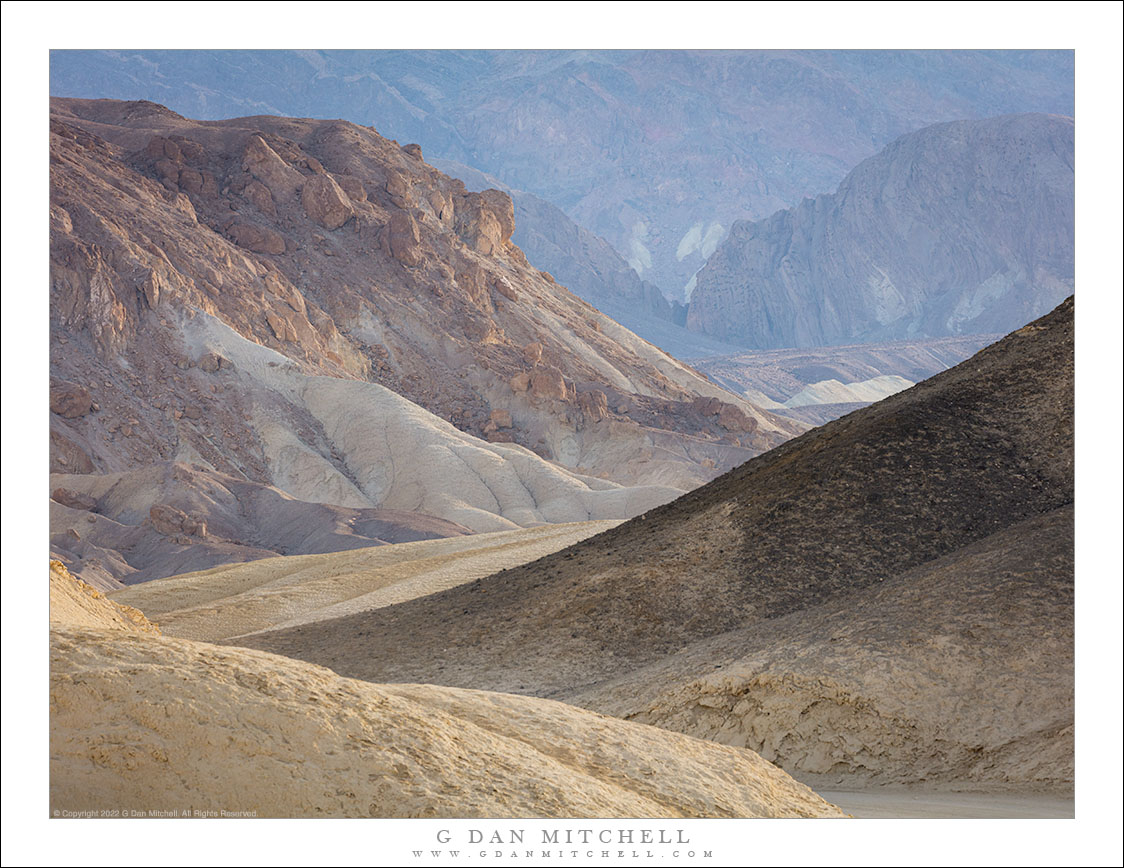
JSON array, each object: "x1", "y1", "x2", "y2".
[{"x1": 238, "y1": 298, "x2": 1073, "y2": 701}]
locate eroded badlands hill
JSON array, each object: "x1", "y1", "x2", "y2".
[
  {"x1": 50, "y1": 97, "x2": 794, "y2": 492},
  {"x1": 237, "y1": 298, "x2": 1073, "y2": 787},
  {"x1": 49, "y1": 97, "x2": 802, "y2": 584}
]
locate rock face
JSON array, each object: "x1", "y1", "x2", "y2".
[
  {"x1": 688, "y1": 114, "x2": 1075, "y2": 348},
  {"x1": 577, "y1": 506, "x2": 1074, "y2": 790},
  {"x1": 50, "y1": 380, "x2": 93, "y2": 418},
  {"x1": 48, "y1": 97, "x2": 797, "y2": 527},
  {"x1": 300, "y1": 173, "x2": 353, "y2": 229},
  {"x1": 49, "y1": 50, "x2": 1074, "y2": 296},
  {"x1": 434, "y1": 159, "x2": 686, "y2": 336},
  {"x1": 239, "y1": 297, "x2": 1073, "y2": 789},
  {"x1": 49, "y1": 561, "x2": 159, "y2": 635}
]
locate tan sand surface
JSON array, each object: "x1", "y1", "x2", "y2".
[
  {"x1": 49, "y1": 623, "x2": 842, "y2": 818},
  {"x1": 111, "y1": 520, "x2": 620, "y2": 642}
]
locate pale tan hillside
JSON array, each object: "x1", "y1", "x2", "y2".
[
  {"x1": 49, "y1": 562, "x2": 842, "y2": 820},
  {"x1": 111, "y1": 521, "x2": 621, "y2": 642},
  {"x1": 49, "y1": 561, "x2": 159, "y2": 635}
]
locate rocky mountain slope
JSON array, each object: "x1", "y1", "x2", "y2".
[
  {"x1": 236, "y1": 297, "x2": 1073, "y2": 787},
  {"x1": 433, "y1": 159, "x2": 682, "y2": 324},
  {"x1": 434, "y1": 157, "x2": 758, "y2": 360},
  {"x1": 688, "y1": 114, "x2": 1074, "y2": 347},
  {"x1": 49, "y1": 564, "x2": 842, "y2": 818},
  {"x1": 49, "y1": 98, "x2": 801, "y2": 584},
  {"x1": 50, "y1": 50, "x2": 1074, "y2": 296}
]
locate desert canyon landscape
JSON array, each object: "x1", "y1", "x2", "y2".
[{"x1": 22, "y1": 40, "x2": 1112, "y2": 857}]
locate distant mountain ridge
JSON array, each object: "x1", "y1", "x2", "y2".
[
  {"x1": 687, "y1": 114, "x2": 1074, "y2": 347},
  {"x1": 50, "y1": 50, "x2": 1074, "y2": 297}
]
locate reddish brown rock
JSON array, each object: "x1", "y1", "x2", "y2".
[
  {"x1": 494, "y1": 278, "x2": 519, "y2": 302},
  {"x1": 149, "y1": 504, "x2": 207, "y2": 538},
  {"x1": 336, "y1": 175, "x2": 367, "y2": 203},
  {"x1": 428, "y1": 189, "x2": 454, "y2": 226},
  {"x1": 177, "y1": 167, "x2": 204, "y2": 194},
  {"x1": 489, "y1": 408, "x2": 513, "y2": 429},
  {"x1": 50, "y1": 380, "x2": 93, "y2": 418},
  {"x1": 402, "y1": 143, "x2": 424, "y2": 160},
  {"x1": 455, "y1": 264, "x2": 488, "y2": 307},
  {"x1": 385, "y1": 169, "x2": 412, "y2": 208},
  {"x1": 454, "y1": 189, "x2": 515, "y2": 256},
  {"x1": 301, "y1": 174, "x2": 353, "y2": 230},
  {"x1": 242, "y1": 134, "x2": 302, "y2": 201},
  {"x1": 691, "y1": 396, "x2": 723, "y2": 417},
  {"x1": 510, "y1": 372, "x2": 531, "y2": 393},
  {"x1": 50, "y1": 430, "x2": 96, "y2": 474},
  {"x1": 52, "y1": 487, "x2": 98, "y2": 512},
  {"x1": 228, "y1": 223, "x2": 286, "y2": 255},
  {"x1": 531, "y1": 367, "x2": 568, "y2": 402},
  {"x1": 718, "y1": 403, "x2": 757, "y2": 433},
  {"x1": 145, "y1": 135, "x2": 182, "y2": 162},
  {"x1": 243, "y1": 179, "x2": 276, "y2": 216},
  {"x1": 154, "y1": 158, "x2": 180, "y2": 186},
  {"x1": 386, "y1": 211, "x2": 422, "y2": 266},
  {"x1": 198, "y1": 352, "x2": 225, "y2": 373},
  {"x1": 523, "y1": 342, "x2": 543, "y2": 365},
  {"x1": 266, "y1": 310, "x2": 299, "y2": 343},
  {"x1": 578, "y1": 389, "x2": 609, "y2": 422}
]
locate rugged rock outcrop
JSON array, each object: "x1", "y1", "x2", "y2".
[
  {"x1": 49, "y1": 97, "x2": 797, "y2": 516},
  {"x1": 688, "y1": 114, "x2": 1074, "y2": 347}
]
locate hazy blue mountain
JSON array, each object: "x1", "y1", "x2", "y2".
[
  {"x1": 687, "y1": 114, "x2": 1074, "y2": 348},
  {"x1": 50, "y1": 50, "x2": 1073, "y2": 298}
]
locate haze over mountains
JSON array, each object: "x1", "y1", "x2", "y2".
[
  {"x1": 237, "y1": 297, "x2": 1074, "y2": 789},
  {"x1": 44, "y1": 47, "x2": 1079, "y2": 822},
  {"x1": 49, "y1": 97, "x2": 800, "y2": 585},
  {"x1": 688, "y1": 114, "x2": 1074, "y2": 347},
  {"x1": 50, "y1": 50, "x2": 1074, "y2": 300}
]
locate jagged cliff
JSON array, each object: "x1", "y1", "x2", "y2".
[
  {"x1": 49, "y1": 98, "x2": 804, "y2": 583},
  {"x1": 687, "y1": 114, "x2": 1074, "y2": 348}
]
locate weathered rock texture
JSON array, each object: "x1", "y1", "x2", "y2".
[
  {"x1": 688, "y1": 115, "x2": 1074, "y2": 347},
  {"x1": 49, "y1": 98, "x2": 803, "y2": 584},
  {"x1": 49, "y1": 561, "x2": 159, "y2": 634},
  {"x1": 575, "y1": 507, "x2": 1073, "y2": 791},
  {"x1": 239, "y1": 298, "x2": 1074, "y2": 789},
  {"x1": 48, "y1": 567, "x2": 842, "y2": 818}
]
